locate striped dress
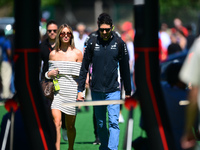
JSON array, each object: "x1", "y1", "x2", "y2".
[{"x1": 48, "y1": 61, "x2": 81, "y2": 115}]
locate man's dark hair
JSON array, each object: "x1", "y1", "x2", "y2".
[
  {"x1": 97, "y1": 13, "x2": 113, "y2": 28},
  {"x1": 46, "y1": 20, "x2": 57, "y2": 29}
]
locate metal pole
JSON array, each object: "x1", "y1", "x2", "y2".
[
  {"x1": 126, "y1": 107, "x2": 134, "y2": 150},
  {"x1": 1, "y1": 119, "x2": 11, "y2": 150},
  {"x1": 9, "y1": 108, "x2": 14, "y2": 150}
]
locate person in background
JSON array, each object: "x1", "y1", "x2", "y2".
[
  {"x1": 119, "y1": 21, "x2": 135, "y2": 123},
  {"x1": 159, "y1": 23, "x2": 171, "y2": 61},
  {"x1": 167, "y1": 33, "x2": 182, "y2": 55},
  {"x1": 124, "y1": 33, "x2": 135, "y2": 94},
  {"x1": 40, "y1": 20, "x2": 58, "y2": 81},
  {"x1": 73, "y1": 22, "x2": 89, "y2": 54},
  {"x1": 118, "y1": 32, "x2": 135, "y2": 123},
  {"x1": 6, "y1": 23, "x2": 15, "y2": 96},
  {"x1": 73, "y1": 22, "x2": 89, "y2": 112},
  {"x1": 0, "y1": 29, "x2": 13, "y2": 100},
  {"x1": 161, "y1": 61, "x2": 188, "y2": 150},
  {"x1": 176, "y1": 29, "x2": 187, "y2": 50},
  {"x1": 159, "y1": 23, "x2": 171, "y2": 51},
  {"x1": 120, "y1": 21, "x2": 135, "y2": 43},
  {"x1": 78, "y1": 13, "x2": 131, "y2": 150},
  {"x1": 186, "y1": 24, "x2": 196, "y2": 51},
  {"x1": 171, "y1": 18, "x2": 188, "y2": 37}
]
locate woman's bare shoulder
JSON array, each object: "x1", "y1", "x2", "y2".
[
  {"x1": 74, "y1": 48, "x2": 83, "y2": 62},
  {"x1": 49, "y1": 50, "x2": 57, "y2": 60},
  {"x1": 74, "y1": 48, "x2": 82, "y2": 55}
]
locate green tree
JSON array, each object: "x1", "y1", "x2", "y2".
[
  {"x1": 159, "y1": 0, "x2": 200, "y2": 27},
  {"x1": 0, "y1": 0, "x2": 13, "y2": 6},
  {"x1": 41, "y1": 0, "x2": 61, "y2": 7}
]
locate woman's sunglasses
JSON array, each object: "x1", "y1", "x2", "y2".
[{"x1": 60, "y1": 32, "x2": 72, "y2": 37}]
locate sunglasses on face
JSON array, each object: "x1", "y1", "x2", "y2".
[
  {"x1": 47, "y1": 30, "x2": 57, "y2": 33},
  {"x1": 60, "y1": 32, "x2": 72, "y2": 37},
  {"x1": 99, "y1": 28, "x2": 111, "y2": 32}
]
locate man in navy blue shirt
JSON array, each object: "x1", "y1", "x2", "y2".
[{"x1": 78, "y1": 13, "x2": 131, "y2": 150}]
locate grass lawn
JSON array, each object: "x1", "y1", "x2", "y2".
[{"x1": 0, "y1": 103, "x2": 143, "y2": 150}]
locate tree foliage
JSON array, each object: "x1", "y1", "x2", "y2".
[
  {"x1": 1, "y1": 0, "x2": 200, "y2": 27},
  {"x1": 41, "y1": 0, "x2": 61, "y2": 7},
  {"x1": 0, "y1": 0, "x2": 13, "y2": 6},
  {"x1": 1, "y1": 0, "x2": 200, "y2": 10},
  {"x1": 0, "y1": 0, "x2": 61, "y2": 8},
  {"x1": 159, "y1": 0, "x2": 200, "y2": 27},
  {"x1": 159, "y1": 0, "x2": 200, "y2": 15}
]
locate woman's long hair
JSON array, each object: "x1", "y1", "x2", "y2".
[{"x1": 55, "y1": 24, "x2": 75, "y2": 51}]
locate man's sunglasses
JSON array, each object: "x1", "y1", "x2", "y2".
[
  {"x1": 60, "y1": 32, "x2": 72, "y2": 37},
  {"x1": 99, "y1": 28, "x2": 111, "y2": 32},
  {"x1": 47, "y1": 30, "x2": 57, "y2": 33}
]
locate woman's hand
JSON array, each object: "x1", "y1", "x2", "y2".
[{"x1": 48, "y1": 68, "x2": 59, "y2": 78}]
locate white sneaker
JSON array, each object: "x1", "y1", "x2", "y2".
[
  {"x1": 119, "y1": 113, "x2": 124, "y2": 123},
  {"x1": 62, "y1": 128, "x2": 68, "y2": 141}
]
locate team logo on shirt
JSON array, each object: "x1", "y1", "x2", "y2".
[
  {"x1": 111, "y1": 42, "x2": 117, "y2": 49},
  {"x1": 93, "y1": 43, "x2": 100, "y2": 51}
]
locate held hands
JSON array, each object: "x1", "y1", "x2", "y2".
[
  {"x1": 77, "y1": 92, "x2": 84, "y2": 101},
  {"x1": 125, "y1": 95, "x2": 131, "y2": 99}
]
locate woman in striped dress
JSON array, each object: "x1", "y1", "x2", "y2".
[{"x1": 45, "y1": 24, "x2": 83, "y2": 150}]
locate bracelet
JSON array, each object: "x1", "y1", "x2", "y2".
[
  {"x1": 45, "y1": 71, "x2": 51, "y2": 79},
  {"x1": 78, "y1": 90, "x2": 81, "y2": 93}
]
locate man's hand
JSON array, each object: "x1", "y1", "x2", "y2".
[
  {"x1": 125, "y1": 95, "x2": 131, "y2": 99},
  {"x1": 77, "y1": 92, "x2": 84, "y2": 101}
]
